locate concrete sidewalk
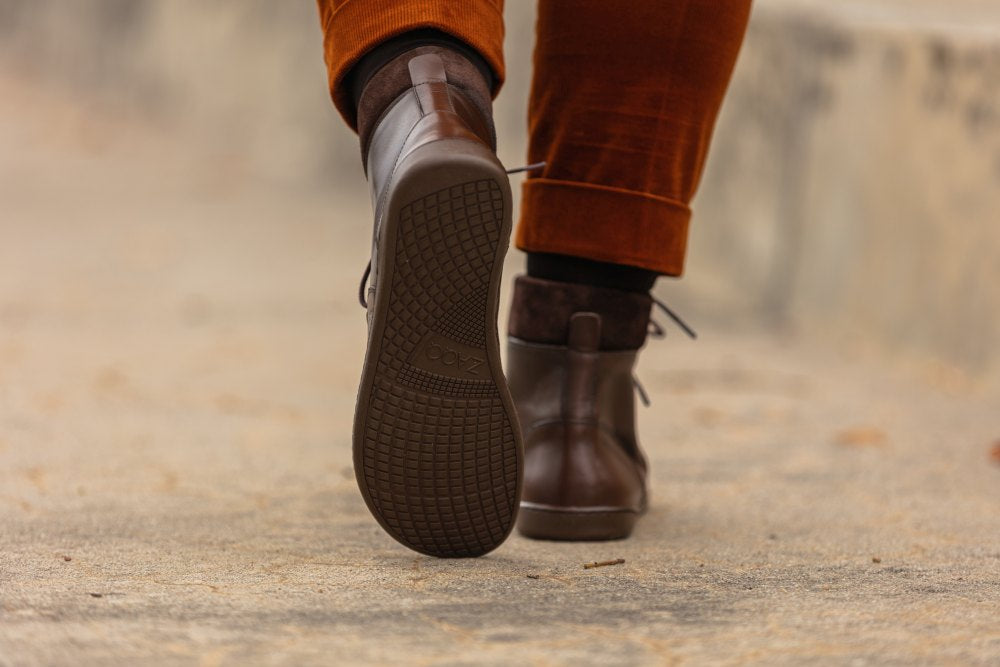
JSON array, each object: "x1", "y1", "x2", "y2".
[{"x1": 2, "y1": 76, "x2": 1000, "y2": 666}]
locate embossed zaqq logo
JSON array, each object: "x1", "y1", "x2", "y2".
[{"x1": 410, "y1": 333, "x2": 486, "y2": 380}]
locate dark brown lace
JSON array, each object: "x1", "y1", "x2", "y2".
[
  {"x1": 633, "y1": 297, "x2": 697, "y2": 407},
  {"x1": 358, "y1": 262, "x2": 372, "y2": 308},
  {"x1": 648, "y1": 297, "x2": 697, "y2": 340}
]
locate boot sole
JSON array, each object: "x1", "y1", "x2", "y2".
[
  {"x1": 517, "y1": 503, "x2": 639, "y2": 541},
  {"x1": 353, "y1": 139, "x2": 522, "y2": 558}
]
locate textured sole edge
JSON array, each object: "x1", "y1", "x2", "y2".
[{"x1": 516, "y1": 504, "x2": 639, "y2": 541}]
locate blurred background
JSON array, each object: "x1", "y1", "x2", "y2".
[
  {"x1": 2, "y1": 3, "x2": 999, "y2": 662},
  {"x1": 1, "y1": 0, "x2": 998, "y2": 376}
]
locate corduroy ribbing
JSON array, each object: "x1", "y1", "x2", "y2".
[
  {"x1": 516, "y1": 178, "x2": 692, "y2": 277},
  {"x1": 513, "y1": 0, "x2": 750, "y2": 277}
]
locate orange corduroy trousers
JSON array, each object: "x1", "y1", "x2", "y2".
[{"x1": 317, "y1": 0, "x2": 751, "y2": 276}]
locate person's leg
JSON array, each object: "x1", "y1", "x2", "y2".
[
  {"x1": 508, "y1": 0, "x2": 752, "y2": 540},
  {"x1": 316, "y1": 1, "x2": 523, "y2": 559},
  {"x1": 516, "y1": 0, "x2": 752, "y2": 280}
]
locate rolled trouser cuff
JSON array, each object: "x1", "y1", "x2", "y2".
[
  {"x1": 319, "y1": 0, "x2": 505, "y2": 129},
  {"x1": 515, "y1": 177, "x2": 691, "y2": 277}
]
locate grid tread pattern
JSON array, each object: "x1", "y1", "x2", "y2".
[
  {"x1": 397, "y1": 364, "x2": 497, "y2": 397},
  {"x1": 437, "y1": 292, "x2": 489, "y2": 347},
  {"x1": 359, "y1": 178, "x2": 518, "y2": 557}
]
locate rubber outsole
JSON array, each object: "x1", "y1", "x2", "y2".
[
  {"x1": 517, "y1": 504, "x2": 639, "y2": 541},
  {"x1": 353, "y1": 139, "x2": 522, "y2": 558}
]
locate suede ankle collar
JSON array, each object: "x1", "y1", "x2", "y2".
[{"x1": 507, "y1": 275, "x2": 653, "y2": 351}]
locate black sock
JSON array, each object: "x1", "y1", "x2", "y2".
[{"x1": 526, "y1": 252, "x2": 659, "y2": 294}]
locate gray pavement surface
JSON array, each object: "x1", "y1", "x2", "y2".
[{"x1": 2, "y1": 74, "x2": 1000, "y2": 666}]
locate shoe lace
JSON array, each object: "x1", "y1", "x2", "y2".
[
  {"x1": 358, "y1": 262, "x2": 372, "y2": 308},
  {"x1": 356, "y1": 161, "x2": 547, "y2": 309},
  {"x1": 504, "y1": 161, "x2": 547, "y2": 175},
  {"x1": 632, "y1": 297, "x2": 696, "y2": 407}
]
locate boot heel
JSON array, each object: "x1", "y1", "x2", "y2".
[{"x1": 517, "y1": 504, "x2": 639, "y2": 541}]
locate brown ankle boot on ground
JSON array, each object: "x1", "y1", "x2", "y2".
[
  {"x1": 506, "y1": 276, "x2": 654, "y2": 540},
  {"x1": 352, "y1": 51, "x2": 521, "y2": 558}
]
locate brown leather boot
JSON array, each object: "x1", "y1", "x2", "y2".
[
  {"x1": 353, "y1": 52, "x2": 522, "y2": 558},
  {"x1": 506, "y1": 276, "x2": 654, "y2": 540}
]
